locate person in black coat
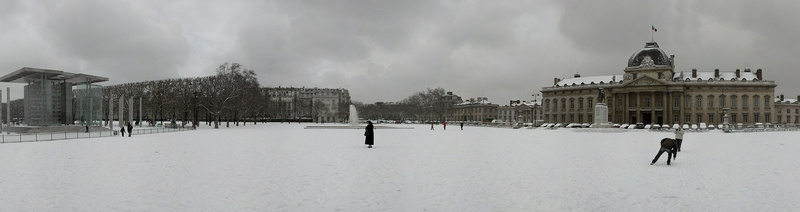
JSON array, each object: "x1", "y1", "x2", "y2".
[
  {"x1": 651, "y1": 138, "x2": 678, "y2": 165},
  {"x1": 126, "y1": 122, "x2": 133, "y2": 137},
  {"x1": 365, "y1": 121, "x2": 374, "y2": 148}
]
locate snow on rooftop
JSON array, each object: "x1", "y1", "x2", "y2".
[
  {"x1": 556, "y1": 75, "x2": 619, "y2": 87},
  {"x1": 775, "y1": 98, "x2": 799, "y2": 104},
  {"x1": 674, "y1": 71, "x2": 759, "y2": 81}
]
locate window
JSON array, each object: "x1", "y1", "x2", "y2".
[
  {"x1": 720, "y1": 96, "x2": 726, "y2": 108},
  {"x1": 696, "y1": 96, "x2": 703, "y2": 109},
  {"x1": 753, "y1": 96, "x2": 760, "y2": 108},
  {"x1": 686, "y1": 115, "x2": 692, "y2": 123},
  {"x1": 561, "y1": 114, "x2": 566, "y2": 122},
  {"x1": 579, "y1": 98, "x2": 584, "y2": 109},
  {"x1": 685, "y1": 96, "x2": 691, "y2": 108},
  {"x1": 697, "y1": 114, "x2": 703, "y2": 123},
  {"x1": 658, "y1": 72, "x2": 664, "y2": 79},
  {"x1": 616, "y1": 99, "x2": 622, "y2": 109},
  {"x1": 754, "y1": 114, "x2": 760, "y2": 122},
  {"x1": 765, "y1": 113, "x2": 771, "y2": 123},
  {"x1": 579, "y1": 114, "x2": 584, "y2": 123},
  {"x1": 743, "y1": 114, "x2": 749, "y2": 123},
  {"x1": 570, "y1": 99, "x2": 575, "y2": 109},
  {"x1": 588, "y1": 113, "x2": 593, "y2": 121},
  {"x1": 644, "y1": 98, "x2": 650, "y2": 108},
  {"x1": 731, "y1": 96, "x2": 737, "y2": 108},
  {"x1": 674, "y1": 115, "x2": 679, "y2": 123},
  {"x1": 561, "y1": 99, "x2": 566, "y2": 109},
  {"x1": 742, "y1": 96, "x2": 749, "y2": 108},
  {"x1": 631, "y1": 97, "x2": 638, "y2": 108},
  {"x1": 708, "y1": 96, "x2": 714, "y2": 109},
  {"x1": 732, "y1": 114, "x2": 737, "y2": 123},
  {"x1": 570, "y1": 114, "x2": 574, "y2": 123},
  {"x1": 708, "y1": 114, "x2": 714, "y2": 124},
  {"x1": 765, "y1": 96, "x2": 771, "y2": 109},
  {"x1": 657, "y1": 98, "x2": 663, "y2": 108},
  {"x1": 674, "y1": 97, "x2": 680, "y2": 108},
  {"x1": 633, "y1": 73, "x2": 637, "y2": 79},
  {"x1": 588, "y1": 99, "x2": 593, "y2": 107},
  {"x1": 545, "y1": 100, "x2": 550, "y2": 111}
]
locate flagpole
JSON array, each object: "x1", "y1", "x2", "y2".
[{"x1": 651, "y1": 27, "x2": 654, "y2": 42}]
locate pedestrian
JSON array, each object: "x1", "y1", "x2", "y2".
[
  {"x1": 674, "y1": 125, "x2": 684, "y2": 152},
  {"x1": 127, "y1": 122, "x2": 133, "y2": 137},
  {"x1": 651, "y1": 138, "x2": 679, "y2": 165},
  {"x1": 364, "y1": 121, "x2": 374, "y2": 148},
  {"x1": 460, "y1": 122, "x2": 464, "y2": 130},
  {"x1": 431, "y1": 123, "x2": 434, "y2": 130},
  {"x1": 120, "y1": 127, "x2": 125, "y2": 137},
  {"x1": 443, "y1": 122, "x2": 446, "y2": 130}
]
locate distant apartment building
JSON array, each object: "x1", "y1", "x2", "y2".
[
  {"x1": 775, "y1": 94, "x2": 800, "y2": 125},
  {"x1": 448, "y1": 97, "x2": 497, "y2": 122},
  {"x1": 265, "y1": 87, "x2": 351, "y2": 122},
  {"x1": 497, "y1": 100, "x2": 543, "y2": 125}
]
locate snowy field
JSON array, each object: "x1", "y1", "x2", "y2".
[{"x1": 1, "y1": 123, "x2": 799, "y2": 211}]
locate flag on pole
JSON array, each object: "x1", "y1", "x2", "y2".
[{"x1": 652, "y1": 25, "x2": 657, "y2": 32}]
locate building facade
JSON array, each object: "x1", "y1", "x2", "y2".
[
  {"x1": 497, "y1": 100, "x2": 543, "y2": 125},
  {"x1": 541, "y1": 41, "x2": 777, "y2": 126},
  {"x1": 775, "y1": 95, "x2": 800, "y2": 125},
  {"x1": 448, "y1": 97, "x2": 498, "y2": 122},
  {"x1": 265, "y1": 87, "x2": 350, "y2": 122}
]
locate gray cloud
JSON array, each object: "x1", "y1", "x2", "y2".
[{"x1": 2, "y1": 0, "x2": 800, "y2": 104}]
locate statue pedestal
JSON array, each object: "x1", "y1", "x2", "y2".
[{"x1": 592, "y1": 103, "x2": 611, "y2": 128}]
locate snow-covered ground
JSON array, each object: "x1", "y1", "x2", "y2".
[{"x1": 1, "y1": 123, "x2": 799, "y2": 211}]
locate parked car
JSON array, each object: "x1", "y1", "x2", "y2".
[
  {"x1": 635, "y1": 123, "x2": 645, "y2": 129},
  {"x1": 707, "y1": 124, "x2": 716, "y2": 130},
  {"x1": 620, "y1": 124, "x2": 629, "y2": 129},
  {"x1": 651, "y1": 124, "x2": 661, "y2": 130},
  {"x1": 581, "y1": 123, "x2": 590, "y2": 128},
  {"x1": 644, "y1": 124, "x2": 652, "y2": 129},
  {"x1": 691, "y1": 124, "x2": 698, "y2": 130},
  {"x1": 612, "y1": 124, "x2": 620, "y2": 128},
  {"x1": 627, "y1": 124, "x2": 637, "y2": 129},
  {"x1": 682, "y1": 124, "x2": 690, "y2": 130},
  {"x1": 699, "y1": 122, "x2": 707, "y2": 130}
]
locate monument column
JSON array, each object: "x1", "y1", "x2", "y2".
[
  {"x1": 109, "y1": 96, "x2": 113, "y2": 127},
  {"x1": 118, "y1": 97, "x2": 123, "y2": 130},
  {"x1": 138, "y1": 97, "x2": 142, "y2": 127},
  {"x1": 128, "y1": 97, "x2": 133, "y2": 126},
  {"x1": 6, "y1": 87, "x2": 10, "y2": 134}
]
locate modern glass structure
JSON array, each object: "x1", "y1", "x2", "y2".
[{"x1": 0, "y1": 67, "x2": 108, "y2": 126}]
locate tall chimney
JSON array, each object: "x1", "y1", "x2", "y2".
[
  {"x1": 780, "y1": 94, "x2": 784, "y2": 101},
  {"x1": 756, "y1": 69, "x2": 763, "y2": 80},
  {"x1": 714, "y1": 69, "x2": 720, "y2": 78},
  {"x1": 692, "y1": 69, "x2": 697, "y2": 78},
  {"x1": 554, "y1": 78, "x2": 561, "y2": 85},
  {"x1": 735, "y1": 69, "x2": 740, "y2": 78}
]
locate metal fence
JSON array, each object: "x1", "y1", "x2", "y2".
[{"x1": 1, "y1": 127, "x2": 194, "y2": 143}]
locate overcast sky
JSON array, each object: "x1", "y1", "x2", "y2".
[{"x1": 2, "y1": 0, "x2": 800, "y2": 104}]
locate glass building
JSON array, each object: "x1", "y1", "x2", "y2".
[{"x1": 0, "y1": 67, "x2": 108, "y2": 126}]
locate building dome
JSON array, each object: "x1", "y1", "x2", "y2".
[{"x1": 627, "y1": 42, "x2": 671, "y2": 68}]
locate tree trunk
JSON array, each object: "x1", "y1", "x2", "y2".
[{"x1": 214, "y1": 114, "x2": 219, "y2": 129}]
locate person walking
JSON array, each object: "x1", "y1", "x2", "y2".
[
  {"x1": 443, "y1": 122, "x2": 447, "y2": 130},
  {"x1": 120, "y1": 127, "x2": 125, "y2": 137},
  {"x1": 127, "y1": 122, "x2": 133, "y2": 137},
  {"x1": 431, "y1": 123, "x2": 434, "y2": 130},
  {"x1": 364, "y1": 121, "x2": 374, "y2": 148},
  {"x1": 460, "y1": 122, "x2": 464, "y2": 130},
  {"x1": 651, "y1": 138, "x2": 679, "y2": 165},
  {"x1": 674, "y1": 126, "x2": 684, "y2": 152}
]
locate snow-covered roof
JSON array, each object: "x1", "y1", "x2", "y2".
[
  {"x1": 556, "y1": 75, "x2": 620, "y2": 87},
  {"x1": 456, "y1": 100, "x2": 493, "y2": 106},
  {"x1": 775, "y1": 98, "x2": 799, "y2": 104},
  {"x1": 673, "y1": 70, "x2": 759, "y2": 81}
]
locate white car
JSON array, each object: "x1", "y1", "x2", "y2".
[{"x1": 620, "y1": 124, "x2": 629, "y2": 129}]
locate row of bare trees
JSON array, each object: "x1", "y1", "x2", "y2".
[
  {"x1": 354, "y1": 87, "x2": 453, "y2": 122},
  {"x1": 103, "y1": 63, "x2": 265, "y2": 129}
]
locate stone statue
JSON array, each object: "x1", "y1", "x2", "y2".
[{"x1": 598, "y1": 88, "x2": 605, "y2": 103}]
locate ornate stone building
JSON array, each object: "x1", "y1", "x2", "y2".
[
  {"x1": 448, "y1": 97, "x2": 498, "y2": 122},
  {"x1": 541, "y1": 41, "x2": 777, "y2": 126}
]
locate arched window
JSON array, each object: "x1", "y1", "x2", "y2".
[
  {"x1": 753, "y1": 95, "x2": 760, "y2": 108},
  {"x1": 742, "y1": 95, "x2": 749, "y2": 108},
  {"x1": 765, "y1": 96, "x2": 771, "y2": 109},
  {"x1": 561, "y1": 99, "x2": 566, "y2": 110},
  {"x1": 730, "y1": 95, "x2": 738, "y2": 108},
  {"x1": 696, "y1": 95, "x2": 703, "y2": 109},
  {"x1": 578, "y1": 98, "x2": 584, "y2": 109},
  {"x1": 720, "y1": 95, "x2": 726, "y2": 108},
  {"x1": 545, "y1": 99, "x2": 551, "y2": 111},
  {"x1": 570, "y1": 98, "x2": 575, "y2": 109}
]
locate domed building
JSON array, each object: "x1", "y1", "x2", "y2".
[{"x1": 540, "y1": 41, "x2": 777, "y2": 127}]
